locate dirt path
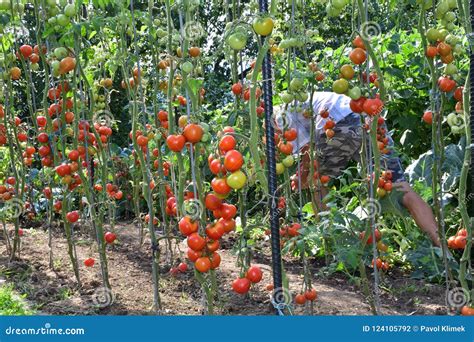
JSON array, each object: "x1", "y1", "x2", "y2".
[{"x1": 0, "y1": 222, "x2": 446, "y2": 315}]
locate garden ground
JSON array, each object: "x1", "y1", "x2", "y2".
[{"x1": 0, "y1": 222, "x2": 447, "y2": 316}]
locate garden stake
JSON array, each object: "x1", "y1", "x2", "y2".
[{"x1": 258, "y1": 0, "x2": 282, "y2": 315}]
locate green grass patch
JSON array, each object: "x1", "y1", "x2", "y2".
[{"x1": 0, "y1": 284, "x2": 33, "y2": 315}]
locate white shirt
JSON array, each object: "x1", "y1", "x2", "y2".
[{"x1": 275, "y1": 92, "x2": 353, "y2": 153}]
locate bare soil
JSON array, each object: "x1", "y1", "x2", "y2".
[{"x1": 0, "y1": 221, "x2": 446, "y2": 316}]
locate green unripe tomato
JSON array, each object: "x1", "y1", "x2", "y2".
[
  {"x1": 276, "y1": 163, "x2": 285, "y2": 175},
  {"x1": 447, "y1": 0, "x2": 457, "y2": 8},
  {"x1": 348, "y1": 86, "x2": 362, "y2": 100},
  {"x1": 227, "y1": 32, "x2": 247, "y2": 51},
  {"x1": 64, "y1": 4, "x2": 76, "y2": 17},
  {"x1": 30, "y1": 63, "x2": 40, "y2": 71},
  {"x1": 444, "y1": 11, "x2": 456, "y2": 22},
  {"x1": 281, "y1": 92, "x2": 294, "y2": 104},
  {"x1": 289, "y1": 77, "x2": 304, "y2": 92},
  {"x1": 426, "y1": 28, "x2": 440, "y2": 42},
  {"x1": 282, "y1": 155, "x2": 294, "y2": 168},
  {"x1": 332, "y1": 0, "x2": 347, "y2": 10},
  {"x1": 56, "y1": 14, "x2": 70, "y2": 26},
  {"x1": 54, "y1": 47, "x2": 68, "y2": 59},
  {"x1": 295, "y1": 91, "x2": 308, "y2": 102},
  {"x1": 181, "y1": 61, "x2": 193, "y2": 74},
  {"x1": 444, "y1": 63, "x2": 457, "y2": 75}
]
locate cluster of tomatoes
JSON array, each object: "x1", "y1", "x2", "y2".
[
  {"x1": 275, "y1": 127, "x2": 296, "y2": 175},
  {"x1": 319, "y1": 108, "x2": 336, "y2": 139},
  {"x1": 294, "y1": 288, "x2": 318, "y2": 305},
  {"x1": 265, "y1": 222, "x2": 302, "y2": 250},
  {"x1": 166, "y1": 122, "x2": 203, "y2": 152},
  {"x1": 231, "y1": 81, "x2": 264, "y2": 115},
  {"x1": 0, "y1": 177, "x2": 17, "y2": 201},
  {"x1": 93, "y1": 183, "x2": 123, "y2": 201},
  {"x1": 359, "y1": 228, "x2": 391, "y2": 270},
  {"x1": 375, "y1": 170, "x2": 393, "y2": 198},
  {"x1": 232, "y1": 265, "x2": 263, "y2": 294},
  {"x1": 209, "y1": 128, "x2": 247, "y2": 191},
  {"x1": 447, "y1": 228, "x2": 467, "y2": 250},
  {"x1": 371, "y1": 257, "x2": 390, "y2": 271},
  {"x1": 333, "y1": 36, "x2": 384, "y2": 118}
]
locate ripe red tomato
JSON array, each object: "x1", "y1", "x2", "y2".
[
  {"x1": 461, "y1": 306, "x2": 474, "y2": 316},
  {"x1": 219, "y1": 218, "x2": 236, "y2": 233},
  {"x1": 224, "y1": 150, "x2": 244, "y2": 172},
  {"x1": 84, "y1": 258, "x2": 95, "y2": 267},
  {"x1": 55, "y1": 164, "x2": 72, "y2": 177},
  {"x1": 205, "y1": 193, "x2": 222, "y2": 210},
  {"x1": 220, "y1": 203, "x2": 237, "y2": 220},
  {"x1": 211, "y1": 177, "x2": 232, "y2": 195},
  {"x1": 422, "y1": 111, "x2": 433, "y2": 124},
  {"x1": 104, "y1": 232, "x2": 116, "y2": 244},
  {"x1": 219, "y1": 135, "x2": 236, "y2": 152},
  {"x1": 295, "y1": 294, "x2": 306, "y2": 305},
  {"x1": 246, "y1": 266, "x2": 263, "y2": 283},
  {"x1": 206, "y1": 239, "x2": 220, "y2": 252},
  {"x1": 350, "y1": 97, "x2": 366, "y2": 114},
  {"x1": 210, "y1": 252, "x2": 221, "y2": 269},
  {"x1": 183, "y1": 123, "x2": 204, "y2": 143},
  {"x1": 353, "y1": 35, "x2": 365, "y2": 49},
  {"x1": 232, "y1": 82, "x2": 243, "y2": 95},
  {"x1": 66, "y1": 211, "x2": 79, "y2": 223},
  {"x1": 283, "y1": 128, "x2": 297, "y2": 141},
  {"x1": 359, "y1": 229, "x2": 381, "y2": 245},
  {"x1": 187, "y1": 233, "x2": 206, "y2": 251},
  {"x1": 438, "y1": 76, "x2": 456, "y2": 93},
  {"x1": 349, "y1": 48, "x2": 367, "y2": 65},
  {"x1": 278, "y1": 141, "x2": 293, "y2": 155},
  {"x1": 195, "y1": 257, "x2": 211, "y2": 273},
  {"x1": 179, "y1": 216, "x2": 198, "y2": 236},
  {"x1": 454, "y1": 87, "x2": 463, "y2": 102},
  {"x1": 363, "y1": 98, "x2": 384, "y2": 116},
  {"x1": 205, "y1": 223, "x2": 225, "y2": 240},
  {"x1": 304, "y1": 289, "x2": 317, "y2": 301},
  {"x1": 19, "y1": 45, "x2": 33, "y2": 58},
  {"x1": 187, "y1": 248, "x2": 201, "y2": 262},
  {"x1": 232, "y1": 277, "x2": 251, "y2": 294},
  {"x1": 37, "y1": 132, "x2": 49, "y2": 143},
  {"x1": 166, "y1": 134, "x2": 186, "y2": 152},
  {"x1": 178, "y1": 262, "x2": 188, "y2": 272},
  {"x1": 454, "y1": 235, "x2": 466, "y2": 249},
  {"x1": 136, "y1": 135, "x2": 148, "y2": 147},
  {"x1": 209, "y1": 159, "x2": 225, "y2": 175},
  {"x1": 68, "y1": 150, "x2": 79, "y2": 161}
]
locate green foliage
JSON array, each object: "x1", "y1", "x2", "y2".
[{"x1": 0, "y1": 284, "x2": 33, "y2": 315}]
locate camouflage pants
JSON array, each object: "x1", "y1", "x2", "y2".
[{"x1": 315, "y1": 113, "x2": 406, "y2": 183}]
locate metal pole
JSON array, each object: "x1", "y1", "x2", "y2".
[
  {"x1": 257, "y1": 0, "x2": 283, "y2": 314},
  {"x1": 469, "y1": 0, "x2": 474, "y2": 216}
]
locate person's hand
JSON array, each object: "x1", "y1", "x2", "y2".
[
  {"x1": 291, "y1": 167, "x2": 310, "y2": 190},
  {"x1": 290, "y1": 145, "x2": 314, "y2": 191}
]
